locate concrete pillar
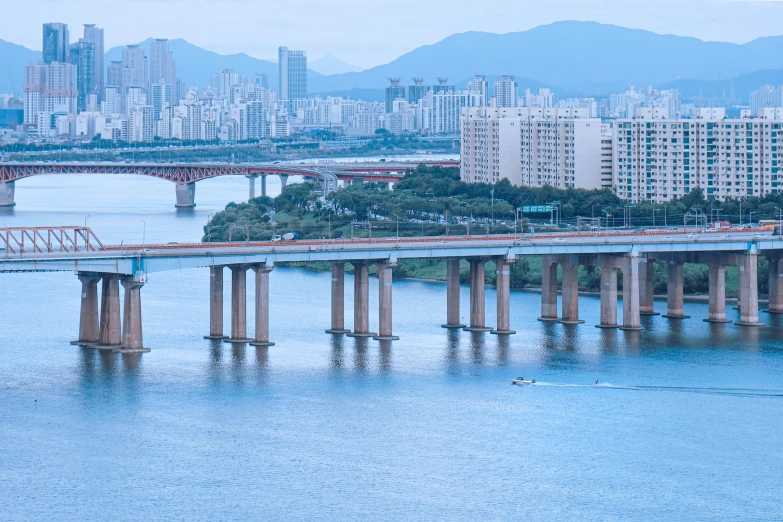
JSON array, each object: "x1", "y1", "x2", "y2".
[
  {"x1": 0, "y1": 181, "x2": 15, "y2": 207},
  {"x1": 374, "y1": 263, "x2": 399, "y2": 340},
  {"x1": 663, "y1": 259, "x2": 689, "y2": 319},
  {"x1": 348, "y1": 262, "x2": 373, "y2": 337},
  {"x1": 326, "y1": 262, "x2": 350, "y2": 333},
  {"x1": 764, "y1": 254, "x2": 783, "y2": 314},
  {"x1": 639, "y1": 258, "x2": 658, "y2": 315},
  {"x1": 72, "y1": 273, "x2": 101, "y2": 345},
  {"x1": 175, "y1": 182, "x2": 196, "y2": 208},
  {"x1": 205, "y1": 266, "x2": 227, "y2": 339},
  {"x1": 280, "y1": 174, "x2": 289, "y2": 191},
  {"x1": 465, "y1": 259, "x2": 490, "y2": 331},
  {"x1": 250, "y1": 265, "x2": 275, "y2": 346},
  {"x1": 705, "y1": 257, "x2": 731, "y2": 323},
  {"x1": 98, "y1": 274, "x2": 122, "y2": 347},
  {"x1": 442, "y1": 259, "x2": 465, "y2": 328},
  {"x1": 737, "y1": 252, "x2": 763, "y2": 326},
  {"x1": 538, "y1": 255, "x2": 559, "y2": 322},
  {"x1": 559, "y1": 257, "x2": 583, "y2": 324},
  {"x1": 247, "y1": 174, "x2": 257, "y2": 200},
  {"x1": 491, "y1": 258, "x2": 515, "y2": 334},
  {"x1": 261, "y1": 175, "x2": 267, "y2": 197},
  {"x1": 226, "y1": 265, "x2": 251, "y2": 342},
  {"x1": 620, "y1": 255, "x2": 643, "y2": 330},
  {"x1": 597, "y1": 257, "x2": 618, "y2": 328},
  {"x1": 121, "y1": 278, "x2": 145, "y2": 351}
]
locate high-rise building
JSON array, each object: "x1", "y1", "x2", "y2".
[
  {"x1": 432, "y1": 78, "x2": 453, "y2": 94},
  {"x1": 151, "y1": 83, "x2": 172, "y2": 120},
  {"x1": 408, "y1": 78, "x2": 428, "y2": 105},
  {"x1": 23, "y1": 62, "x2": 78, "y2": 126},
  {"x1": 83, "y1": 25, "x2": 104, "y2": 102},
  {"x1": 750, "y1": 85, "x2": 783, "y2": 116},
  {"x1": 107, "y1": 61, "x2": 123, "y2": 90},
  {"x1": 121, "y1": 45, "x2": 148, "y2": 112},
  {"x1": 69, "y1": 39, "x2": 96, "y2": 112},
  {"x1": 278, "y1": 47, "x2": 307, "y2": 110},
  {"x1": 461, "y1": 106, "x2": 602, "y2": 189},
  {"x1": 494, "y1": 75, "x2": 518, "y2": 108},
  {"x1": 247, "y1": 100, "x2": 268, "y2": 139},
  {"x1": 467, "y1": 75, "x2": 489, "y2": 107},
  {"x1": 42, "y1": 23, "x2": 69, "y2": 64},
  {"x1": 385, "y1": 78, "x2": 405, "y2": 114},
  {"x1": 129, "y1": 104, "x2": 155, "y2": 142},
  {"x1": 149, "y1": 39, "x2": 177, "y2": 104},
  {"x1": 218, "y1": 68, "x2": 241, "y2": 101}
]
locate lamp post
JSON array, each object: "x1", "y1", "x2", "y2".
[
  {"x1": 84, "y1": 214, "x2": 90, "y2": 228},
  {"x1": 749, "y1": 211, "x2": 756, "y2": 228},
  {"x1": 653, "y1": 209, "x2": 659, "y2": 228},
  {"x1": 140, "y1": 219, "x2": 146, "y2": 249}
]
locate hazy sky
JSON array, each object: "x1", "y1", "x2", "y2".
[{"x1": 5, "y1": 0, "x2": 783, "y2": 68}]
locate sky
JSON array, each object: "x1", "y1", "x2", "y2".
[{"x1": 5, "y1": 0, "x2": 783, "y2": 68}]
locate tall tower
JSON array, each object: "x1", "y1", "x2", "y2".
[
  {"x1": 408, "y1": 78, "x2": 428, "y2": 105},
  {"x1": 278, "y1": 46, "x2": 307, "y2": 111},
  {"x1": 385, "y1": 78, "x2": 405, "y2": 114},
  {"x1": 149, "y1": 39, "x2": 178, "y2": 104},
  {"x1": 494, "y1": 75, "x2": 519, "y2": 108},
  {"x1": 83, "y1": 25, "x2": 104, "y2": 102},
  {"x1": 42, "y1": 23, "x2": 69, "y2": 64},
  {"x1": 69, "y1": 39, "x2": 96, "y2": 112}
]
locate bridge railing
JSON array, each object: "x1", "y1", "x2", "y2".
[{"x1": 0, "y1": 227, "x2": 105, "y2": 254}]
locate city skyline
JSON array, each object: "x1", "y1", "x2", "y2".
[{"x1": 7, "y1": 0, "x2": 783, "y2": 68}]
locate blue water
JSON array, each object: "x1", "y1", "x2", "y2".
[{"x1": 1, "y1": 175, "x2": 782, "y2": 520}]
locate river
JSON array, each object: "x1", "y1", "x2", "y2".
[{"x1": 0, "y1": 171, "x2": 781, "y2": 521}]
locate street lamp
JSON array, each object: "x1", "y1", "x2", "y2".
[
  {"x1": 749, "y1": 211, "x2": 756, "y2": 228},
  {"x1": 84, "y1": 214, "x2": 90, "y2": 228},
  {"x1": 653, "y1": 209, "x2": 659, "y2": 228},
  {"x1": 140, "y1": 219, "x2": 146, "y2": 249}
]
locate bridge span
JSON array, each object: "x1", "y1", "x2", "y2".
[
  {"x1": 2, "y1": 227, "x2": 782, "y2": 353},
  {"x1": 0, "y1": 159, "x2": 458, "y2": 208}
]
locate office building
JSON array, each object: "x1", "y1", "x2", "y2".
[
  {"x1": 385, "y1": 78, "x2": 405, "y2": 113},
  {"x1": 278, "y1": 47, "x2": 307, "y2": 110},
  {"x1": 83, "y1": 25, "x2": 104, "y2": 102},
  {"x1": 42, "y1": 23, "x2": 69, "y2": 64}
]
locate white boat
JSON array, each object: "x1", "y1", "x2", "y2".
[{"x1": 511, "y1": 377, "x2": 535, "y2": 386}]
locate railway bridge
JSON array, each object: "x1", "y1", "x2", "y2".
[
  {"x1": 1, "y1": 227, "x2": 781, "y2": 353},
  {"x1": 0, "y1": 160, "x2": 459, "y2": 208}
]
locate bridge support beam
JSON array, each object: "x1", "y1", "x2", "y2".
[
  {"x1": 226, "y1": 265, "x2": 253, "y2": 342},
  {"x1": 736, "y1": 252, "x2": 763, "y2": 326},
  {"x1": 597, "y1": 257, "x2": 619, "y2": 328},
  {"x1": 247, "y1": 174, "x2": 258, "y2": 201},
  {"x1": 279, "y1": 174, "x2": 289, "y2": 191},
  {"x1": 639, "y1": 258, "x2": 658, "y2": 315},
  {"x1": 72, "y1": 272, "x2": 101, "y2": 346},
  {"x1": 175, "y1": 182, "x2": 196, "y2": 208},
  {"x1": 98, "y1": 274, "x2": 122, "y2": 348},
  {"x1": 261, "y1": 175, "x2": 267, "y2": 197},
  {"x1": 250, "y1": 265, "x2": 274, "y2": 346},
  {"x1": 348, "y1": 262, "x2": 374, "y2": 337},
  {"x1": 705, "y1": 257, "x2": 731, "y2": 323},
  {"x1": 620, "y1": 255, "x2": 643, "y2": 330},
  {"x1": 442, "y1": 259, "x2": 465, "y2": 328},
  {"x1": 205, "y1": 266, "x2": 227, "y2": 339},
  {"x1": 538, "y1": 255, "x2": 559, "y2": 322},
  {"x1": 374, "y1": 262, "x2": 398, "y2": 340},
  {"x1": 465, "y1": 259, "x2": 490, "y2": 331},
  {"x1": 491, "y1": 258, "x2": 515, "y2": 334},
  {"x1": 663, "y1": 258, "x2": 690, "y2": 319},
  {"x1": 120, "y1": 278, "x2": 146, "y2": 352},
  {"x1": 0, "y1": 181, "x2": 15, "y2": 207},
  {"x1": 764, "y1": 253, "x2": 783, "y2": 314},
  {"x1": 326, "y1": 262, "x2": 350, "y2": 333},
  {"x1": 558, "y1": 256, "x2": 583, "y2": 325}
]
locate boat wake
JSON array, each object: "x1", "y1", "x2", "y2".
[{"x1": 526, "y1": 382, "x2": 783, "y2": 398}]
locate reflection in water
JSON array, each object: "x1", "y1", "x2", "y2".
[
  {"x1": 378, "y1": 340, "x2": 393, "y2": 373},
  {"x1": 230, "y1": 343, "x2": 246, "y2": 382},
  {"x1": 468, "y1": 331, "x2": 485, "y2": 365},
  {"x1": 330, "y1": 334, "x2": 345, "y2": 372},
  {"x1": 559, "y1": 324, "x2": 580, "y2": 353},
  {"x1": 353, "y1": 337, "x2": 369, "y2": 372},
  {"x1": 496, "y1": 335, "x2": 510, "y2": 366},
  {"x1": 121, "y1": 353, "x2": 142, "y2": 372},
  {"x1": 598, "y1": 328, "x2": 620, "y2": 354},
  {"x1": 623, "y1": 329, "x2": 642, "y2": 354},
  {"x1": 444, "y1": 329, "x2": 461, "y2": 373}
]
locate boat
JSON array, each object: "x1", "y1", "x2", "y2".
[{"x1": 511, "y1": 377, "x2": 536, "y2": 385}]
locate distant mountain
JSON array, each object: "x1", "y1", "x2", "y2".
[
  {"x1": 659, "y1": 69, "x2": 783, "y2": 103},
  {"x1": 0, "y1": 39, "x2": 40, "y2": 94},
  {"x1": 308, "y1": 21, "x2": 783, "y2": 94},
  {"x1": 106, "y1": 38, "x2": 325, "y2": 91},
  {"x1": 310, "y1": 54, "x2": 363, "y2": 75}
]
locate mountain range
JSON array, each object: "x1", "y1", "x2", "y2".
[{"x1": 4, "y1": 21, "x2": 783, "y2": 102}]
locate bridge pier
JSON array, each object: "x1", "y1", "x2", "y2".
[
  {"x1": 205, "y1": 266, "x2": 227, "y2": 339},
  {"x1": 374, "y1": 262, "x2": 398, "y2": 340},
  {"x1": 120, "y1": 278, "x2": 147, "y2": 352},
  {"x1": 72, "y1": 272, "x2": 101, "y2": 346},
  {"x1": 558, "y1": 256, "x2": 583, "y2": 325},
  {"x1": 538, "y1": 255, "x2": 559, "y2": 322},
  {"x1": 348, "y1": 262, "x2": 374, "y2": 337},
  {"x1": 465, "y1": 259, "x2": 490, "y2": 331},
  {"x1": 737, "y1": 252, "x2": 764, "y2": 326},
  {"x1": 639, "y1": 258, "x2": 658, "y2": 315},
  {"x1": 619, "y1": 255, "x2": 643, "y2": 330},
  {"x1": 597, "y1": 257, "x2": 619, "y2": 328},
  {"x1": 98, "y1": 274, "x2": 122, "y2": 348},
  {"x1": 326, "y1": 262, "x2": 350, "y2": 334},
  {"x1": 764, "y1": 253, "x2": 783, "y2": 314},
  {"x1": 261, "y1": 175, "x2": 267, "y2": 197},
  {"x1": 0, "y1": 181, "x2": 15, "y2": 207},
  {"x1": 705, "y1": 256, "x2": 731, "y2": 323},
  {"x1": 663, "y1": 258, "x2": 689, "y2": 319},
  {"x1": 247, "y1": 174, "x2": 258, "y2": 201},
  {"x1": 279, "y1": 174, "x2": 289, "y2": 191},
  {"x1": 442, "y1": 259, "x2": 465, "y2": 328},
  {"x1": 226, "y1": 265, "x2": 253, "y2": 342},
  {"x1": 175, "y1": 182, "x2": 196, "y2": 208},
  {"x1": 250, "y1": 265, "x2": 274, "y2": 346},
  {"x1": 491, "y1": 258, "x2": 515, "y2": 334}
]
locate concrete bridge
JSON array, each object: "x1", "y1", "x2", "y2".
[
  {"x1": 0, "y1": 160, "x2": 459, "y2": 208},
  {"x1": 2, "y1": 226, "x2": 782, "y2": 353}
]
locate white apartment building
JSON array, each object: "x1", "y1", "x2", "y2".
[
  {"x1": 24, "y1": 62, "x2": 78, "y2": 126},
  {"x1": 613, "y1": 107, "x2": 783, "y2": 203},
  {"x1": 493, "y1": 75, "x2": 518, "y2": 109},
  {"x1": 129, "y1": 104, "x2": 155, "y2": 143},
  {"x1": 461, "y1": 106, "x2": 603, "y2": 189}
]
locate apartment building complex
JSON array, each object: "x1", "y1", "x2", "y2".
[
  {"x1": 460, "y1": 106, "x2": 603, "y2": 189},
  {"x1": 614, "y1": 107, "x2": 783, "y2": 203}
]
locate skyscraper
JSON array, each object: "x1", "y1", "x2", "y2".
[
  {"x1": 467, "y1": 75, "x2": 489, "y2": 107},
  {"x1": 408, "y1": 78, "x2": 428, "y2": 105},
  {"x1": 107, "y1": 61, "x2": 123, "y2": 90},
  {"x1": 278, "y1": 47, "x2": 307, "y2": 111},
  {"x1": 385, "y1": 78, "x2": 405, "y2": 114},
  {"x1": 83, "y1": 25, "x2": 104, "y2": 102},
  {"x1": 121, "y1": 45, "x2": 148, "y2": 112},
  {"x1": 149, "y1": 39, "x2": 177, "y2": 104},
  {"x1": 69, "y1": 39, "x2": 96, "y2": 112},
  {"x1": 494, "y1": 75, "x2": 519, "y2": 108},
  {"x1": 42, "y1": 23, "x2": 69, "y2": 64}
]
